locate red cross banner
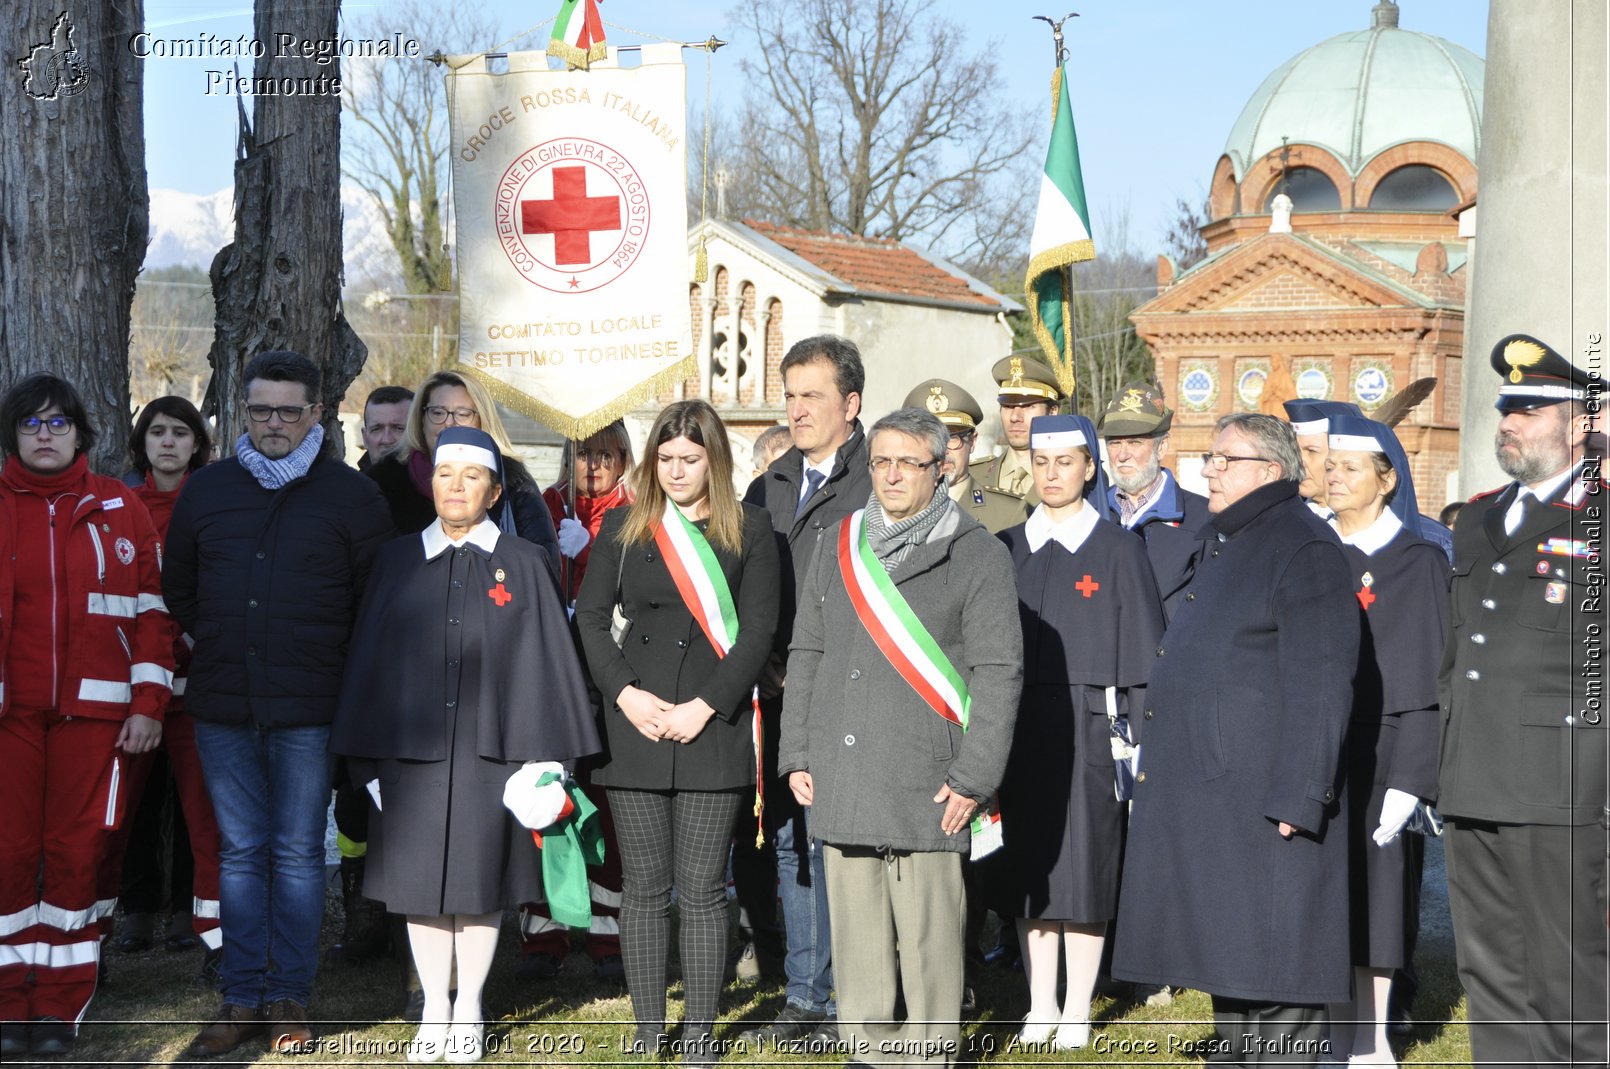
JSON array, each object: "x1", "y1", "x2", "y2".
[{"x1": 448, "y1": 46, "x2": 693, "y2": 438}]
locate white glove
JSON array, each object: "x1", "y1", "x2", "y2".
[
  {"x1": 1373, "y1": 787, "x2": 1420, "y2": 846},
  {"x1": 365, "y1": 778, "x2": 382, "y2": 811},
  {"x1": 503, "y1": 761, "x2": 570, "y2": 830},
  {"x1": 557, "y1": 517, "x2": 591, "y2": 558}
]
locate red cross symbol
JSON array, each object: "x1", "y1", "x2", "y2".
[
  {"x1": 1356, "y1": 586, "x2": 1375, "y2": 610},
  {"x1": 488, "y1": 583, "x2": 513, "y2": 607},
  {"x1": 520, "y1": 166, "x2": 621, "y2": 266},
  {"x1": 1075, "y1": 574, "x2": 1100, "y2": 598}
]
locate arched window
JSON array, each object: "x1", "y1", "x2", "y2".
[
  {"x1": 1263, "y1": 167, "x2": 1341, "y2": 212},
  {"x1": 1368, "y1": 165, "x2": 1458, "y2": 210}
]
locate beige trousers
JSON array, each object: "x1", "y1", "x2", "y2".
[{"x1": 822, "y1": 844, "x2": 965, "y2": 1067}]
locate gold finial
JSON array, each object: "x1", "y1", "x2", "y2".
[
  {"x1": 1503, "y1": 338, "x2": 1547, "y2": 384},
  {"x1": 925, "y1": 385, "x2": 949, "y2": 414}
]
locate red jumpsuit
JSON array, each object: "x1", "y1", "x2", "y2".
[
  {"x1": 95, "y1": 473, "x2": 221, "y2": 952},
  {"x1": 0, "y1": 456, "x2": 174, "y2": 1026}
]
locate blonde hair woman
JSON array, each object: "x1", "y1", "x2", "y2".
[{"x1": 574, "y1": 401, "x2": 778, "y2": 1061}]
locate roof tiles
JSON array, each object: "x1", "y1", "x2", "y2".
[{"x1": 743, "y1": 220, "x2": 1001, "y2": 309}]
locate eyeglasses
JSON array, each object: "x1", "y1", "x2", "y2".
[
  {"x1": 424, "y1": 405, "x2": 478, "y2": 426},
  {"x1": 245, "y1": 403, "x2": 316, "y2": 424},
  {"x1": 869, "y1": 456, "x2": 938, "y2": 475},
  {"x1": 20, "y1": 415, "x2": 74, "y2": 436},
  {"x1": 1200, "y1": 452, "x2": 1271, "y2": 471},
  {"x1": 945, "y1": 431, "x2": 975, "y2": 448}
]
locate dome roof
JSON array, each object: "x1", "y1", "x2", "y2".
[{"x1": 1223, "y1": 2, "x2": 1483, "y2": 182}]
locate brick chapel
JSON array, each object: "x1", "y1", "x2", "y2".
[{"x1": 1129, "y1": 0, "x2": 1482, "y2": 507}]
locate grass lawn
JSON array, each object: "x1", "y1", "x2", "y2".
[{"x1": 60, "y1": 843, "x2": 1472, "y2": 1067}]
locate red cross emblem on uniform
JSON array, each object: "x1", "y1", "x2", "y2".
[
  {"x1": 488, "y1": 583, "x2": 513, "y2": 607},
  {"x1": 520, "y1": 166, "x2": 621, "y2": 266},
  {"x1": 1355, "y1": 586, "x2": 1375, "y2": 610},
  {"x1": 1075, "y1": 574, "x2": 1100, "y2": 598}
]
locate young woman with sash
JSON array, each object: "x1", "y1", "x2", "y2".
[
  {"x1": 575, "y1": 400, "x2": 779, "y2": 1062},
  {"x1": 995, "y1": 414, "x2": 1165, "y2": 1050}
]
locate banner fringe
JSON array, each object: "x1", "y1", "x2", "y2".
[
  {"x1": 461, "y1": 356, "x2": 696, "y2": 441},
  {"x1": 546, "y1": 38, "x2": 608, "y2": 69}
]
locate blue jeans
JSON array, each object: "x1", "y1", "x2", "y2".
[
  {"x1": 776, "y1": 803, "x2": 834, "y2": 1013},
  {"x1": 193, "y1": 721, "x2": 333, "y2": 1008}
]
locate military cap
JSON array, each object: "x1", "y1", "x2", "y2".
[
  {"x1": 1490, "y1": 333, "x2": 1594, "y2": 411},
  {"x1": 991, "y1": 354, "x2": 1064, "y2": 404},
  {"x1": 1281, "y1": 399, "x2": 1362, "y2": 435},
  {"x1": 1097, "y1": 381, "x2": 1173, "y2": 438},
  {"x1": 904, "y1": 379, "x2": 983, "y2": 432}
]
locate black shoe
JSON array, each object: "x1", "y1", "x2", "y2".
[
  {"x1": 802, "y1": 1018, "x2": 842, "y2": 1054},
  {"x1": 736, "y1": 1005, "x2": 827, "y2": 1049},
  {"x1": 198, "y1": 946, "x2": 224, "y2": 989},
  {"x1": 114, "y1": 913, "x2": 156, "y2": 953},
  {"x1": 165, "y1": 913, "x2": 201, "y2": 951},
  {"x1": 624, "y1": 1023, "x2": 666, "y2": 1057},
  {"x1": 30, "y1": 1017, "x2": 74, "y2": 1056},
  {"x1": 983, "y1": 940, "x2": 1020, "y2": 970},
  {"x1": 514, "y1": 952, "x2": 563, "y2": 981},
  {"x1": 680, "y1": 1021, "x2": 719, "y2": 1068},
  {"x1": 1388, "y1": 1012, "x2": 1416, "y2": 1038},
  {"x1": 594, "y1": 955, "x2": 626, "y2": 983},
  {"x1": 961, "y1": 983, "x2": 977, "y2": 1015}
]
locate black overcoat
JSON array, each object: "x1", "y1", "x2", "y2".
[
  {"x1": 575, "y1": 504, "x2": 780, "y2": 791},
  {"x1": 1113, "y1": 471, "x2": 1212, "y2": 621},
  {"x1": 1113, "y1": 480, "x2": 1360, "y2": 1004},
  {"x1": 996, "y1": 518, "x2": 1165, "y2": 921},
  {"x1": 329, "y1": 528, "x2": 599, "y2": 766}
]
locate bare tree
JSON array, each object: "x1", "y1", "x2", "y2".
[
  {"x1": 205, "y1": 0, "x2": 364, "y2": 457},
  {"x1": 131, "y1": 267, "x2": 214, "y2": 408},
  {"x1": 341, "y1": 0, "x2": 501, "y2": 296},
  {"x1": 1161, "y1": 192, "x2": 1210, "y2": 273},
  {"x1": 1068, "y1": 209, "x2": 1157, "y2": 418},
  {"x1": 1, "y1": 5, "x2": 147, "y2": 474},
  {"x1": 732, "y1": 0, "x2": 1036, "y2": 268}
]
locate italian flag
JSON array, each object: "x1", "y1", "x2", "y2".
[
  {"x1": 1025, "y1": 64, "x2": 1095, "y2": 400},
  {"x1": 549, "y1": 0, "x2": 607, "y2": 69}
]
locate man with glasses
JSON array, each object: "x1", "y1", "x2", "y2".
[
  {"x1": 779, "y1": 406, "x2": 1021, "y2": 1068},
  {"x1": 1095, "y1": 382, "x2": 1209, "y2": 622},
  {"x1": 164, "y1": 351, "x2": 391, "y2": 1059},
  {"x1": 969, "y1": 355, "x2": 1065, "y2": 506},
  {"x1": 1115, "y1": 412, "x2": 1358, "y2": 1063},
  {"x1": 904, "y1": 379, "x2": 1027, "y2": 534}
]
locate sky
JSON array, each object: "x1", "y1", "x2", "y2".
[{"x1": 136, "y1": 0, "x2": 1490, "y2": 254}]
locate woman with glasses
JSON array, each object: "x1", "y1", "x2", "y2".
[
  {"x1": 97, "y1": 397, "x2": 225, "y2": 983},
  {"x1": 366, "y1": 371, "x2": 560, "y2": 577},
  {"x1": 1320, "y1": 414, "x2": 1448, "y2": 1067},
  {"x1": 994, "y1": 414, "x2": 1165, "y2": 1050},
  {"x1": 574, "y1": 400, "x2": 779, "y2": 1061},
  {"x1": 0, "y1": 376, "x2": 174, "y2": 1058},
  {"x1": 543, "y1": 420, "x2": 635, "y2": 602}
]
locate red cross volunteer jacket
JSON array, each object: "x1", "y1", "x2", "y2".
[{"x1": 0, "y1": 456, "x2": 175, "y2": 721}]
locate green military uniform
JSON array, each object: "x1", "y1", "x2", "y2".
[
  {"x1": 904, "y1": 378, "x2": 1028, "y2": 534},
  {"x1": 968, "y1": 354, "x2": 1064, "y2": 507}
]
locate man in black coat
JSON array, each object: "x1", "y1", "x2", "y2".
[
  {"x1": 1114, "y1": 412, "x2": 1359, "y2": 1065},
  {"x1": 736, "y1": 335, "x2": 872, "y2": 1049},
  {"x1": 1437, "y1": 334, "x2": 1606, "y2": 1069},
  {"x1": 163, "y1": 351, "x2": 392, "y2": 1058},
  {"x1": 1097, "y1": 381, "x2": 1211, "y2": 622}
]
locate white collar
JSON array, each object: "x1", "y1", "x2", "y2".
[
  {"x1": 804, "y1": 453, "x2": 837, "y2": 481},
  {"x1": 1025, "y1": 500, "x2": 1100, "y2": 554},
  {"x1": 421, "y1": 517, "x2": 501, "y2": 560},
  {"x1": 1519, "y1": 463, "x2": 1578, "y2": 506},
  {"x1": 1330, "y1": 508, "x2": 1402, "y2": 555},
  {"x1": 1306, "y1": 498, "x2": 1335, "y2": 522}
]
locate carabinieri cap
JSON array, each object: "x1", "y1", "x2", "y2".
[{"x1": 1490, "y1": 333, "x2": 1594, "y2": 411}]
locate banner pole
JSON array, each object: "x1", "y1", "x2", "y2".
[{"x1": 426, "y1": 38, "x2": 726, "y2": 66}]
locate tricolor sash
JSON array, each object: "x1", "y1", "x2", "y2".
[
  {"x1": 654, "y1": 502, "x2": 766, "y2": 844},
  {"x1": 838, "y1": 510, "x2": 1001, "y2": 858},
  {"x1": 838, "y1": 510, "x2": 970, "y2": 728}
]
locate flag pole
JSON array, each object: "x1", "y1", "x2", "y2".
[{"x1": 1033, "y1": 13, "x2": 1079, "y2": 413}]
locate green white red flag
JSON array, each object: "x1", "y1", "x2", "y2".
[
  {"x1": 1025, "y1": 63, "x2": 1095, "y2": 400},
  {"x1": 549, "y1": 0, "x2": 607, "y2": 69}
]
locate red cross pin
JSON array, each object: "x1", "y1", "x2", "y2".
[
  {"x1": 1075, "y1": 574, "x2": 1100, "y2": 598},
  {"x1": 488, "y1": 583, "x2": 513, "y2": 607},
  {"x1": 1356, "y1": 586, "x2": 1375, "y2": 610}
]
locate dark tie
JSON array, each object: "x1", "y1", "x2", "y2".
[{"x1": 796, "y1": 469, "x2": 826, "y2": 517}]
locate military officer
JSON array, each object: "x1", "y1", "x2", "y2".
[
  {"x1": 1437, "y1": 334, "x2": 1605, "y2": 1069},
  {"x1": 970, "y1": 355, "x2": 1064, "y2": 505},
  {"x1": 1095, "y1": 381, "x2": 1210, "y2": 621},
  {"x1": 906, "y1": 379, "x2": 1029, "y2": 534}
]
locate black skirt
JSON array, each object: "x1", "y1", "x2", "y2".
[
  {"x1": 1345, "y1": 717, "x2": 1413, "y2": 969},
  {"x1": 363, "y1": 697, "x2": 544, "y2": 916},
  {"x1": 996, "y1": 684, "x2": 1125, "y2": 923}
]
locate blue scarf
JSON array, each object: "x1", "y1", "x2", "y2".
[{"x1": 236, "y1": 423, "x2": 325, "y2": 490}]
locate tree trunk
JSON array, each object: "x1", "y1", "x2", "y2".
[
  {"x1": 1, "y1": 3, "x2": 148, "y2": 475},
  {"x1": 206, "y1": 0, "x2": 365, "y2": 459}
]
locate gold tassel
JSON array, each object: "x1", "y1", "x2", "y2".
[{"x1": 693, "y1": 238, "x2": 709, "y2": 283}]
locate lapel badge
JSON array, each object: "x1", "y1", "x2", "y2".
[
  {"x1": 1360, "y1": 572, "x2": 1374, "y2": 588},
  {"x1": 495, "y1": 568, "x2": 506, "y2": 582},
  {"x1": 1537, "y1": 560, "x2": 1551, "y2": 574},
  {"x1": 972, "y1": 489, "x2": 984, "y2": 505},
  {"x1": 1544, "y1": 581, "x2": 1567, "y2": 604}
]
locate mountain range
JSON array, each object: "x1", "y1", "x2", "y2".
[{"x1": 145, "y1": 185, "x2": 409, "y2": 294}]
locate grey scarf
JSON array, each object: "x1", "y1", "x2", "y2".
[
  {"x1": 864, "y1": 483, "x2": 952, "y2": 571},
  {"x1": 235, "y1": 423, "x2": 324, "y2": 490}
]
